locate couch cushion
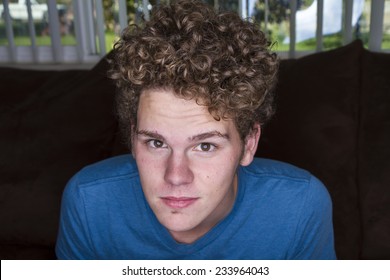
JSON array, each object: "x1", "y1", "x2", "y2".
[
  {"x1": 0, "y1": 54, "x2": 119, "y2": 255},
  {"x1": 0, "y1": 244, "x2": 56, "y2": 260},
  {"x1": 256, "y1": 40, "x2": 363, "y2": 259},
  {"x1": 359, "y1": 49, "x2": 390, "y2": 259}
]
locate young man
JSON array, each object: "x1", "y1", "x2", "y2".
[{"x1": 56, "y1": 0, "x2": 336, "y2": 259}]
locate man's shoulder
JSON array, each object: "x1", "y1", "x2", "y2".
[
  {"x1": 244, "y1": 157, "x2": 312, "y2": 182},
  {"x1": 70, "y1": 154, "x2": 138, "y2": 188},
  {"x1": 241, "y1": 157, "x2": 331, "y2": 204}
]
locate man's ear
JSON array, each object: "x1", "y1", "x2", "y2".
[{"x1": 240, "y1": 123, "x2": 261, "y2": 166}]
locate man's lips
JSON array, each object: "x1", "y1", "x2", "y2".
[{"x1": 161, "y1": 196, "x2": 199, "y2": 209}]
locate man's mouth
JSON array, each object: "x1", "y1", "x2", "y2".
[{"x1": 161, "y1": 196, "x2": 199, "y2": 209}]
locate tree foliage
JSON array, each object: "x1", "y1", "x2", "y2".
[{"x1": 253, "y1": 0, "x2": 314, "y2": 24}]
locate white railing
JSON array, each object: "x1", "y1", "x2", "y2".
[
  {"x1": 0, "y1": 0, "x2": 122, "y2": 64},
  {"x1": 0, "y1": 0, "x2": 388, "y2": 65},
  {"x1": 279, "y1": 0, "x2": 386, "y2": 57}
]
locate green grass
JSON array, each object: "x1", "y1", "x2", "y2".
[
  {"x1": 270, "y1": 32, "x2": 390, "y2": 52},
  {"x1": 270, "y1": 36, "x2": 344, "y2": 52},
  {"x1": 104, "y1": 31, "x2": 118, "y2": 52},
  {"x1": 379, "y1": 34, "x2": 390, "y2": 50},
  {"x1": 0, "y1": 30, "x2": 118, "y2": 53},
  {"x1": 0, "y1": 34, "x2": 77, "y2": 46}
]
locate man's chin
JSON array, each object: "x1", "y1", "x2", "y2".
[
  {"x1": 161, "y1": 217, "x2": 197, "y2": 233},
  {"x1": 160, "y1": 215, "x2": 199, "y2": 231}
]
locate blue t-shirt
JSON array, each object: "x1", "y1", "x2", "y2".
[{"x1": 55, "y1": 154, "x2": 336, "y2": 259}]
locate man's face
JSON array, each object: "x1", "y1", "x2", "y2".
[{"x1": 132, "y1": 88, "x2": 259, "y2": 243}]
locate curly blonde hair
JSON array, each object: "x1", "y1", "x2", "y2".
[{"x1": 109, "y1": 0, "x2": 278, "y2": 147}]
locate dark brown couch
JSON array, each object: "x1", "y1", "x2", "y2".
[{"x1": 1, "y1": 40, "x2": 389, "y2": 259}]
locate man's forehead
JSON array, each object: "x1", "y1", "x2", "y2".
[
  {"x1": 136, "y1": 88, "x2": 239, "y2": 139},
  {"x1": 138, "y1": 90, "x2": 217, "y2": 123}
]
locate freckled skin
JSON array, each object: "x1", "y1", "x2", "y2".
[{"x1": 132, "y1": 89, "x2": 260, "y2": 244}]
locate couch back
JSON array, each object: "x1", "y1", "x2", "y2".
[{"x1": 0, "y1": 56, "x2": 120, "y2": 258}]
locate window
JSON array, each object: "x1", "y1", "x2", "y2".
[{"x1": 0, "y1": 0, "x2": 389, "y2": 65}]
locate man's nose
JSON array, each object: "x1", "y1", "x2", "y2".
[{"x1": 164, "y1": 151, "x2": 194, "y2": 186}]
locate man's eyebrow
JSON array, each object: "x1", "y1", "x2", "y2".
[
  {"x1": 136, "y1": 130, "x2": 229, "y2": 142},
  {"x1": 189, "y1": 131, "x2": 230, "y2": 142},
  {"x1": 136, "y1": 130, "x2": 165, "y2": 141}
]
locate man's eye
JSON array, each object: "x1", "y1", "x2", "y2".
[
  {"x1": 147, "y1": 139, "x2": 166, "y2": 149},
  {"x1": 194, "y1": 143, "x2": 216, "y2": 152}
]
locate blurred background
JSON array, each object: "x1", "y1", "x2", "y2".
[{"x1": 0, "y1": 0, "x2": 389, "y2": 66}]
